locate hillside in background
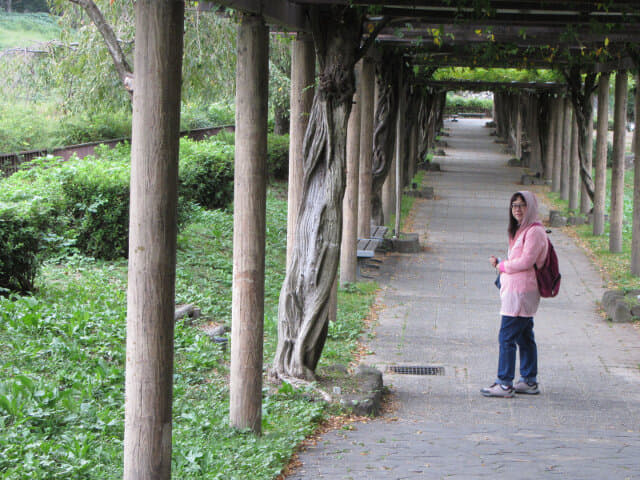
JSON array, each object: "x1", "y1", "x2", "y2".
[{"x1": 0, "y1": 12, "x2": 59, "y2": 50}]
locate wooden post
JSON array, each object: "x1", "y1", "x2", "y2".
[
  {"x1": 552, "y1": 98, "x2": 563, "y2": 192},
  {"x1": 610, "y1": 71, "x2": 628, "y2": 253},
  {"x1": 593, "y1": 73, "x2": 610, "y2": 236},
  {"x1": 286, "y1": 33, "x2": 315, "y2": 267},
  {"x1": 230, "y1": 13, "x2": 269, "y2": 433},
  {"x1": 631, "y1": 73, "x2": 640, "y2": 275},
  {"x1": 340, "y1": 61, "x2": 362, "y2": 285},
  {"x1": 544, "y1": 96, "x2": 556, "y2": 182},
  {"x1": 123, "y1": 1, "x2": 184, "y2": 478},
  {"x1": 358, "y1": 57, "x2": 375, "y2": 238},
  {"x1": 407, "y1": 116, "x2": 417, "y2": 185},
  {"x1": 382, "y1": 147, "x2": 396, "y2": 226},
  {"x1": 561, "y1": 99, "x2": 572, "y2": 201},
  {"x1": 529, "y1": 95, "x2": 542, "y2": 172},
  {"x1": 515, "y1": 98, "x2": 522, "y2": 159},
  {"x1": 569, "y1": 113, "x2": 580, "y2": 210},
  {"x1": 394, "y1": 68, "x2": 405, "y2": 238},
  {"x1": 581, "y1": 95, "x2": 595, "y2": 214}
]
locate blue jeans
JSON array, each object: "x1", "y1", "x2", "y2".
[{"x1": 495, "y1": 315, "x2": 537, "y2": 386}]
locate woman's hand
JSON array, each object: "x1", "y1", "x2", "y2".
[{"x1": 489, "y1": 255, "x2": 499, "y2": 268}]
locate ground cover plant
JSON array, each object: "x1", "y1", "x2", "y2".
[
  {"x1": 544, "y1": 167, "x2": 640, "y2": 291},
  {"x1": 0, "y1": 179, "x2": 378, "y2": 479}
]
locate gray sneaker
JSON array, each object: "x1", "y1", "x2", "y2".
[
  {"x1": 514, "y1": 381, "x2": 540, "y2": 394},
  {"x1": 480, "y1": 383, "x2": 515, "y2": 398}
]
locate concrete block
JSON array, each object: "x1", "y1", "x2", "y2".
[
  {"x1": 612, "y1": 298, "x2": 633, "y2": 323},
  {"x1": 391, "y1": 233, "x2": 420, "y2": 253}
]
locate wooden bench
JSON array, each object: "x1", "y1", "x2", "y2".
[
  {"x1": 371, "y1": 225, "x2": 388, "y2": 240},
  {"x1": 356, "y1": 226, "x2": 388, "y2": 277},
  {"x1": 357, "y1": 238, "x2": 381, "y2": 259}
]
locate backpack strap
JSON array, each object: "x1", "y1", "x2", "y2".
[{"x1": 522, "y1": 222, "x2": 548, "y2": 270}]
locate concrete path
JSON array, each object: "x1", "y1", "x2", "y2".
[{"x1": 292, "y1": 118, "x2": 640, "y2": 479}]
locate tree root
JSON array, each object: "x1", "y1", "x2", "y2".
[{"x1": 276, "y1": 375, "x2": 333, "y2": 403}]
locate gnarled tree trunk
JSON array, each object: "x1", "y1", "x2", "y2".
[
  {"x1": 371, "y1": 51, "x2": 400, "y2": 226},
  {"x1": 565, "y1": 67, "x2": 597, "y2": 203},
  {"x1": 272, "y1": 7, "x2": 363, "y2": 381}
]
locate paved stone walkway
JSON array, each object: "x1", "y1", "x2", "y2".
[{"x1": 291, "y1": 118, "x2": 640, "y2": 479}]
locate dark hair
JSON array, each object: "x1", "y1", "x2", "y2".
[{"x1": 508, "y1": 193, "x2": 526, "y2": 239}]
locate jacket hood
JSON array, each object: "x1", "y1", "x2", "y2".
[{"x1": 517, "y1": 190, "x2": 541, "y2": 230}]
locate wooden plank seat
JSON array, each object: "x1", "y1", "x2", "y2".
[
  {"x1": 356, "y1": 238, "x2": 381, "y2": 278},
  {"x1": 357, "y1": 238, "x2": 381, "y2": 258},
  {"x1": 356, "y1": 226, "x2": 388, "y2": 278},
  {"x1": 371, "y1": 225, "x2": 388, "y2": 240}
]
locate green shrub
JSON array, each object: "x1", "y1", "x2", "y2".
[
  {"x1": 181, "y1": 102, "x2": 235, "y2": 130},
  {"x1": 267, "y1": 134, "x2": 289, "y2": 179},
  {"x1": 52, "y1": 110, "x2": 131, "y2": 146},
  {"x1": 209, "y1": 131, "x2": 290, "y2": 180},
  {"x1": 59, "y1": 155, "x2": 131, "y2": 259},
  {"x1": 206, "y1": 102, "x2": 235, "y2": 125},
  {"x1": 444, "y1": 94, "x2": 493, "y2": 114},
  {"x1": 0, "y1": 157, "x2": 66, "y2": 292},
  {"x1": 179, "y1": 137, "x2": 235, "y2": 209},
  {"x1": 0, "y1": 202, "x2": 42, "y2": 293}
]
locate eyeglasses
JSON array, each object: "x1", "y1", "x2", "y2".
[{"x1": 511, "y1": 203, "x2": 527, "y2": 210}]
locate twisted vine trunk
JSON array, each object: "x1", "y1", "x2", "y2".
[
  {"x1": 272, "y1": 7, "x2": 362, "y2": 381},
  {"x1": 403, "y1": 84, "x2": 419, "y2": 185},
  {"x1": 371, "y1": 52, "x2": 400, "y2": 226},
  {"x1": 416, "y1": 89, "x2": 431, "y2": 162},
  {"x1": 566, "y1": 67, "x2": 598, "y2": 202}
]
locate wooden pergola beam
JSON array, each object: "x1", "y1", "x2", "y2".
[
  {"x1": 205, "y1": 0, "x2": 310, "y2": 31},
  {"x1": 377, "y1": 26, "x2": 640, "y2": 47},
  {"x1": 295, "y1": 0, "x2": 639, "y2": 10},
  {"x1": 416, "y1": 79, "x2": 567, "y2": 92}
]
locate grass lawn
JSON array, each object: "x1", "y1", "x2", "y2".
[{"x1": 0, "y1": 12, "x2": 60, "y2": 50}]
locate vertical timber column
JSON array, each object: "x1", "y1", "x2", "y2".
[
  {"x1": 382, "y1": 146, "x2": 396, "y2": 225},
  {"x1": 515, "y1": 98, "x2": 523, "y2": 160},
  {"x1": 544, "y1": 97, "x2": 556, "y2": 182},
  {"x1": 230, "y1": 13, "x2": 269, "y2": 433},
  {"x1": 581, "y1": 96, "x2": 595, "y2": 214},
  {"x1": 529, "y1": 95, "x2": 542, "y2": 172},
  {"x1": 286, "y1": 34, "x2": 315, "y2": 267},
  {"x1": 594, "y1": 73, "x2": 610, "y2": 236},
  {"x1": 552, "y1": 97, "x2": 563, "y2": 192},
  {"x1": 407, "y1": 117, "x2": 417, "y2": 184},
  {"x1": 123, "y1": 1, "x2": 184, "y2": 479},
  {"x1": 358, "y1": 57, "x2": 375, "y2": 238},
  {"x1": 394, "y1": 68, "x2": 405, "y2": 238},
  {"x1": 340, "y1": 61, "x2": 362, "y2": 285},
  {"x1": 568, "y1": 113, "x2": 580, "y2": 210},
  {"x1": 610, "y1": 71, "x2": 628, "y2": 253},
  {"x1": 561, "y1": 99, "x2": 572, "y2": 201},
  {"x1": 631, "y1": 73, "x2": 640, "y2": 274}
]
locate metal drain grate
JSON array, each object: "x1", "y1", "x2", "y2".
[{"x1": 388, "y1": 366, "x2": 445, "y2": 376}]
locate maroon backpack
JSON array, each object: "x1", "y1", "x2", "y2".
[
  {"x1": 535, "y1": 237, "x2": 561, "y2": 297},
  {"x1": 525, "y1": 224, "x2": 561, "y2": 298}
]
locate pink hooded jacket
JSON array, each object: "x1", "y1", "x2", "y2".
[{"x1": 497, "y1": 191, "x2": 548, "y2": 317}]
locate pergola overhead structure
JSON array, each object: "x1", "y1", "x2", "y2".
[
  {"x1": 218, "y1": 0, "x2": 640, "y2": 70},
  {"x1": 124, "y1": 2, "x2": 640, "y2": 479}
]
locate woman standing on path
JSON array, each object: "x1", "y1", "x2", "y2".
[{"x1": 482, "y1": 191, "x2": 548, "y2": 398}]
